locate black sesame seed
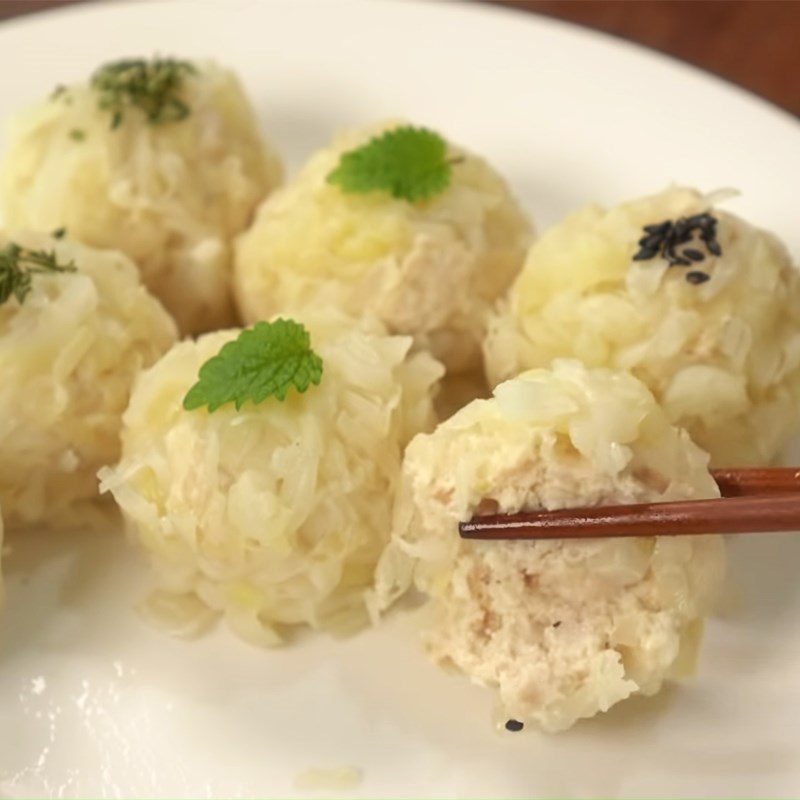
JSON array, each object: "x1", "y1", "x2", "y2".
[
  {"x1": 686, "y1": 271, "x2": 711, "y2": 285},
  {"x1": 634, "y1": 213, "x2": 722, "y2": 269},
  {"x1": 639, "y1": 233, "x2": 665, "y2": 249},
  {"x1": 643, "y1": 221, "x2": 671, "y2": 234},
  {"x1": 553, "y1": 621, "x2": 562, "y2": 628},
  {"x1": 505, "y1": 719, "x2": 524, "y2": 732}
]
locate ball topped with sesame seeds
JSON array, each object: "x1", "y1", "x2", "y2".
[{"x1": 484, "y1": 187, "x2": 800, "y2": 467}]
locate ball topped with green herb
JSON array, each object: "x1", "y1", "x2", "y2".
[
  {"x1": 234, "y1": 121, "x2": 532, "y2": 375},
  {"x1": 100, "y1": 313, "x2": 442, "y2": 646},
  {"x1": 0, "y1": 230, "x2": 176, "y2": 528},
  {"x1": 1, "y1": 56, "x2": 283, "y2": 335}
]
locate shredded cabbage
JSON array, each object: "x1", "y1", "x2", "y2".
[
  {"x1": 234, "y1": 121, "x2": 531, "y2": 374},
  {"x1": 0, "y1": 231, "x2": 177, "y2": 527},
  {"x1": 1, "y1": 62, "x2": 283, "y2": 335},
  {"x1": 484, "y1": 187, "x2": 800, "y2": 466},
  {"x1": 99, "y1": 313, "x2": 443, "y2": 646},
  {"x1": 372, "y1": 360, "x2": 726, "y2": 731}
]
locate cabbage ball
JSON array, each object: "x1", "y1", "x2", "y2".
[
  {"x1": 1, "y1": 58, "x2": 283, "y2": 335},
  {"x1": 99, "y1": 314, "x2": 443, "y2": 646},
  {"x1": 0, "y1": 507, "x2": 4, "y2": 623},
  {"x1": 0, "y1": 231, "x2": 177, "y2": 527},
  {"x1": 372, "y1": 360, "x2": 726, "y2": 732},
  {"x1": 234, "y1": 122, "x2": 532, "y2": 374},
  {"x1": 484, "y1": 187, "x2": 800, "y2": 467}
]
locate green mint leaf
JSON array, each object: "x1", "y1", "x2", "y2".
[
  {"x1": 327, "y1": 125, "x2": 455, "y2": 203},
  {"x1": 90, "y1": 57, "x2": 196, "y2": 129},
  {"x1": 183, "y1": 319, "x2": 324, "y2": 413},
  {"x1": 0, "y1": 242, "x2": 76, "y2": 306}
]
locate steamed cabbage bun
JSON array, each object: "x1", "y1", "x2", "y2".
[
  {"x1": 1, "y1": 58, "x2": 283, "y2": 334},
  {"x1": 100, "y1": 314, "x2": 443, "y2": 646},
  {"x1": 484, "y1": 187, "x2": 800, "y2": 466},
  {"x1": 373, "y1": 360, "x2": 725, "y2": 732},
  {"x1": 234, "y1": 123, "x2": 532, "y2": 373},
  {"x1": 0, "y1": 232, "x2": 177, "y2": 527}
]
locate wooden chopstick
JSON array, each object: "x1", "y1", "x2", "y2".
[
  {"x1": 459, "y1": 467, "x2": 800, "y2": 541},
  {"x1": 711, "y1": 467, "x2": 800, "y2": 496}
]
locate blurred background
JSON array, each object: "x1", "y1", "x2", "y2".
[
  {"x1": 0, "y1": 0, "x2": 797, "y2": 116},
  {"x1": 490, "y1": 1, "x2": 799, "y2": 116}
]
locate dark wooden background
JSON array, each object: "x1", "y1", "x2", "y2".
[{"x1": 0, "y1": 0, "x2": 798, "y2": 116}]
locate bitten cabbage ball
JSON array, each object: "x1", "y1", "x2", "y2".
[
  {"x1": 0, "y1": 231, "x2": 177, "y2": 527},
  {"x1": 234, "y1": 123, "x2": 532, "y2": 374},
  {"x1": 99, "y1": 314, "x2": 443, "y2": 646},
  {"x1": 484, "y1": 187, "x2": 800, "y2": 467},
  {"x1": 373, "y1": 360, "x2": 726, "y2": 732},
  {"x1": 1, "y1": 58, "x2": 283, "y2": 335}
]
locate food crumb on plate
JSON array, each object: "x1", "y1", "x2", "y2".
[{"x1": 293, "y1": 766, "x2": 364, "y2": 792}]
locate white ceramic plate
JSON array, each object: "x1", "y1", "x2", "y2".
[{"x1": 1, "y1": 1, "x2": 799, "y2": 797}]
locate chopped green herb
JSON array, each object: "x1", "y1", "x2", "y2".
[
  {"x1": 50, "y1": 84, "x2": 68, "y2": 101},
  {"x1": 327, "y1": 125, "x2": 458, "y2": 203},
  {"x1": 51, "y1": 227, "x2": 67, "y2": 239},
  {"x1": 0, "y1": 242, "x2": 76, "y2": 306},
  {"x1": 183, "y1": 319, "x2": 324, "y2": 413},
  {"x1": 90, "y1": 57, "x2": 196, "y2": 129},
  {"x1": 68, "y1": 128, "x2": 86, "y2": 142}
]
